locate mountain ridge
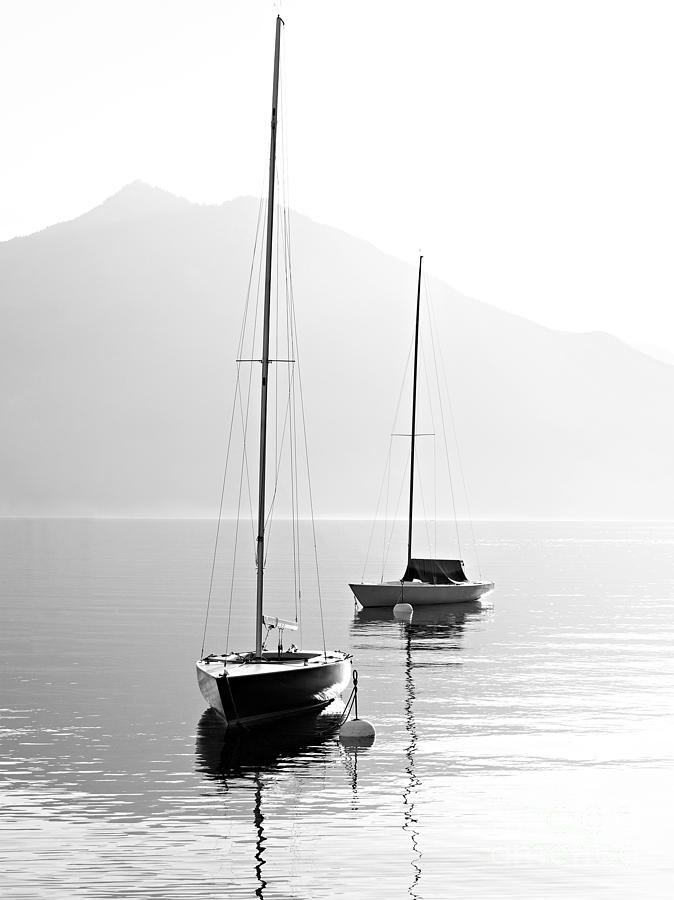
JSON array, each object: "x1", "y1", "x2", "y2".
[
  {"x1": 4, "y1": 179, "x2": 664, "y2": 362},
  {"x1": 2, "y1": 184, "x2": 672, "y2": 520}
]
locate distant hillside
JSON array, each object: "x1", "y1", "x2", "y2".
[{"x1": 2, "y1": 182, "x2": 673, "y2": 519}]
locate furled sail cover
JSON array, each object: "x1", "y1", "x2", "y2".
[{"x1": 402, "y1": 558, "x2": 469, "y2": 584}]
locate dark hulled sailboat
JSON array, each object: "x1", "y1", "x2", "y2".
[{"x1": 196, "y1": 17, "x2": 351, "y2": 724}]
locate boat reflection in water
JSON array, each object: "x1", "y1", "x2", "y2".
[
  {"x1": 195, "y1": 705, "x2": 373, "y2": 897},
  {"x1": 195, "y1": 706, "x2": 345, "y2": 776},
  {"x1": 351, "y1": 599, "x2": 491, "y2": 900},
  {"x1": 355, "y1": 599, "x2": 485, "y2": 627},
  {"x1": 195, "y1": 708, "x2": 338, "y2": 898}
]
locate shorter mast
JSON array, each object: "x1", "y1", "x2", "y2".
[
  {"x1": 407, "y1": 255, "x2": 423, "y2": 568},
  {"x1": 255, "y1": 15, "x2": 283, "y2": 658}
]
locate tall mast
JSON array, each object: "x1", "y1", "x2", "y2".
[
  {"x1": 407, "y1": 255, "x2": 423, "y2": 568},
  {"x1": 255, "y1": 15, "x2": 283, "y2": 658}
]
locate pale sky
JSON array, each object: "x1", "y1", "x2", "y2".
[{"x1": 2, "y1": 0, "x2": 673, "y2": 353}]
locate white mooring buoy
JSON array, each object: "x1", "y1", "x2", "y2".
[
  {"x1": 339, "y1": 670, "x2": 375, "y2": 746},
  {"x1": 340, "y1": 718, "x2": 375, "y2": 744},
  {"x1": 393, "y1": 601, "x2": 413, "y2": 621}
]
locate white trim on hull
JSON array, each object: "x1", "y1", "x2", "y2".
[{"x1": 350, "y1": 580, "x2": 494, "y2": 608}]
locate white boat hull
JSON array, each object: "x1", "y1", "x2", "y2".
[{"x1": 350, "y1": 580, "x2": 494, "y2": 608}]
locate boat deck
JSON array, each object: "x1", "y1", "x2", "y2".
[{"x1": 197, "y1": 651, "x2": 345, "y2": 679}]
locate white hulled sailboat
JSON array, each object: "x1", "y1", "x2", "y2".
[{"x1": 350, "y1": 256, "x2": 494, "y2": 609}]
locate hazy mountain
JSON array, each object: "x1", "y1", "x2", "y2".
[
  {"x1": 632, "y1": 342, "x2": 674, "y2": 367},
  {"x1": 2, "y1": 183, "x2": 673, "y2": 519}
]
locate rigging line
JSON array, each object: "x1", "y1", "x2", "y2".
[
  {"x1": 289, "y1": 364, "x2": 299, "y2": 625},
  {"x1": 289, "y1": 309, "x2": 300, "y2": 627},
  {"x1": 287, "y1": 293, "x2": 301, "y2": 592},
  {"x1": 276, "y1": 96, "x2": 302, "y2": 632},
  {"x1": 274, "y1": 188, "x2": 278, "y2": 486},
  {"x1": 434, "y1": 439, "x2": 437, "y2": 559},
  {"x1": 424, "y1": 275, "x2": 463, "y2": 560},
  {"x1": 287, "y1": 267, "x2": 327, "y2": 656},
  {"x1": 201, "y1": 190, "x2": 266, "y2": 657},
  {"x1": 229, "y1": 256, "x2": 266, "y2": 649},
  {"x1": 278, "y1": 32, "x2": 293, "y2": 280},
  {"x1": 383, "y1": 453, "x2": 411, "y2": 575},
  {"x1": 295, "y1": 362, "x2": 327, "y2": 656},
  {"x1": 393, "y1": 335, "x2": 416, "y2": 439},
  {"x1": 239, "y1": 170, "x2": 274, "y2": 566},
  {"x1": 282, "y1": 202, "x2": 300, "y2": 628},
  {"x1": 263, "y1": 183, "x2": 294, "y2": 563},
  {"x1": 239, "y1": 358, "x2": 259, "y2": 553},
  {"x1": 419, "y1": 334, "x2": 437, "y2": 438},
  {"x1": 238, "y1": 226, "x2": 266, "y2": 558},
  {"x1": 380, "y1": 435, "x2": 393, "y2": 581},
  {"x1": 229, "y1": 347, "x2": 262, "y2": 647},
  {"x1": 425, "y1": 278, "x2": 477, "y2": 570},
  {"x1": 361, "y1": 436, "x2": 392, "y2": 583},
  {"x1": 235, "y1": 191, "x2": 266, "y2": 361},
  {"x1": 382, "y1": 333, "x2": 416, "y2": 578},
  {"x1": 280, "y1": 31, "x2": 292, "y2": 224},
  {"x1": 262, "y1": 305, "x2": 291, "y2": 536},
  {"x1": 373, "y1": 338, "x2": 415, "y2": 581},
  {"x1": 382, "y1": 452, "x2": 411, "y2": 575},
  {"x1": 227, "y1": 191, "x2": 267, "y2": 648},
  {"x1": 283, "y1": 177, "x2": 326, "y2": 654},
  {"x1": 265, "y1": 188, "x2": 281, "y2": 556},
  {"x1": 226, "y1": 376, "x2": 252, "y2": 654},
  {"x1": 414, "y1": 440, "x2": 434, "y2": 560},
  {"x1": 286, "y1": 213, "x2": 303, "y2": 644},
  {"x1": 263, "y1": 235, "x2": 292, "y2": 548},
  {"x1": 269, "y1": 69, "x2": 304, "y2": 630},
  {"x1": 234, "y1": 185, "x2": 270, "y2": 566},
  {"x1": 274, "y1": 170, "x2": 283, "y2": 484},
  {"x1": 262, "y1": 364, "x2": 294, "y2": 560},
  {"x1": 242, "y1": 190, "x2": 271, "y2": 552},
  {"x1": 230, "y1": 190, "x2": 267, "y2": 545},
  {"x1": 418, "y1": 333, "x2": 439, "y2": 555},
  {"x1": 201, "y1": 364, "x2": 244, "y2": 658}
]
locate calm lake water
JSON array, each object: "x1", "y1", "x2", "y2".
[{"x1": 1, "y1": 518, "x2": 674, "y2": 898}]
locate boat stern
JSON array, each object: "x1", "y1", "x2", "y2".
[{"x1": 196, "y1": 659, "x2": 227, "y2": 720}]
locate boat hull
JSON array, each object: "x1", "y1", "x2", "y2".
[
  {"x1": 350, "y1": 580, "x2": 494, "y2": 608},
  {"x1": 196, "y1": 652, "x2": 352, "y2": 726}
]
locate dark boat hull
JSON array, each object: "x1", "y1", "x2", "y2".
[{"x1": 196, "y1": 653, "x2": 352, "y2": 726}]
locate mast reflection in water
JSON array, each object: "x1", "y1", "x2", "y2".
[
  {"x1": 5, "y1": 519, "x2": 673, "y2": 897},
  {"x1": 352, "y1": 600, "x2": 488, "y2": 899},
  {"x1": 194, "y1": 705, "x2": 370, "y2": 897},
  {"x1": 402, "y1": 620, "x2": 422, "y2": 899}
]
